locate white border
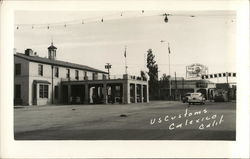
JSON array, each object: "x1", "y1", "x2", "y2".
[{"x1": 0, "y1": 0, "x2": 249, "y2": 158}]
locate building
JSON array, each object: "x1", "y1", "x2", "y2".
[
  {"x1": 158, "y1": 77, "x2": 216, "y2": 100},
  {"x1": 14, "y1": 43, "x2": 149, "y2": 106}
]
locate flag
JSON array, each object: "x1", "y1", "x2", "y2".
[
  {"x1": 124, "y1": 47, "x2": 127, "y2": 57},
  {"x1": 168, "y1": 43, "x2": 171, "y2": 54}
]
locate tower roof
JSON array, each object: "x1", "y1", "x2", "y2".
[{"x1": 48, "y1": 42, "x2": 57, "y2": 50}]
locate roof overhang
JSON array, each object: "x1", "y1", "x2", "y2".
[{"x1": 33, "y1": 80, "x2": 51, "y2": 84}]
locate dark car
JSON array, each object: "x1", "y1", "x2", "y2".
[{"x1": 182, "y1": 93, "x2": 192, "y2": 103}]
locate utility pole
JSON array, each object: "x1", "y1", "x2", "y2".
[
  {"x1": 182, "y1": 77, "x2": 184, "y2": 96},
  {"x1": 105, "y1": 63, "x2": 112, "y2": 79},
  {"x1": 226, "y1": 72, "x2": 230, "y2": 102},
  {"x1": 226, "y1": 72, "x2": 229, "y2": 84},
  {"x1": 175, "y1": 72, "x2": 177, "y2": 100}
]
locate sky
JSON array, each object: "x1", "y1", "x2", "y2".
[{"x1": 14, "y1": 11, "x2": 236, "y2": 83}]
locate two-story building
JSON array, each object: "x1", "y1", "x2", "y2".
[{"x1": 14, "y1": 43, "x2": 149, "y2": 106}]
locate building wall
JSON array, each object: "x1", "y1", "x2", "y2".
[
  {"x1": 29, "y1": 62, "x2": 53, "y2": 105},
  {"x1": 157, "y1": 79, "x2": 216, "y2": 100},
  {"x1": 14, "y1": 56, "x2": 29, "y2": 105},
  {"x1": 15, "y1": 55, "x2": 108, "y2": 105},
  {"x1": 159, "y1": 80, "x2": 216, "y2": 90}
]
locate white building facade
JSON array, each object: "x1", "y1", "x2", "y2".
[
  {"x1": 14, "y1": 43, "x2": 149, "y2": 106},
  {"x1": 14, "y1": 43, "x2": 108, "y2": 105}
]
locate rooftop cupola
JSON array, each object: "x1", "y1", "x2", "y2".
[{"x1": 48, "y1": 42, "x2": 57, "y2": 60}]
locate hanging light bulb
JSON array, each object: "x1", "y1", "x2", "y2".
[
  {"x1": 164, "y1": 15, "x2": 168, "y2": 23},
  {"x1": 163, "y1": 13, "x2": 169, "y2": 23}
]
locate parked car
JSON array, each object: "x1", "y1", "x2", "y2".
[
  {"x1": 188, "y1": 93, "x2": 205, "y2": 105},
  {"x1": 181, "y1": 93, "x2": 192, "y2": 103},
  {"x1": 214, "y1": 89, "x2": 228, "y2": 102}
]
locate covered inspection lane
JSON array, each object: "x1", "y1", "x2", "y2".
[{"x1": 61, "y1": 74, "x2": 149, "y2": 104}]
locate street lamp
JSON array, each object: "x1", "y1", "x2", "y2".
[
  {"x1": 160, "y1": 40, "x2": 172, "y2": 100},
  {"x1": 105, "y1": 63, "x2": 112, "y2": 79}
]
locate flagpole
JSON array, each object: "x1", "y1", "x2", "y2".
[{"x1": 124, "y1": 46, "x2": 128, "y2": 74}]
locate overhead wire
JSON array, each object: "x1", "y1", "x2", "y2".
[{"x1": 14, "y1": 11, "x2": 226, "y2": 30}]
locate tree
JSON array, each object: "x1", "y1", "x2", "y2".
[
  {"x1": 140, "y1": 70, "x2": 147, "y2": 81},
  {"x1": 160, "y1": 73, "x2": 170, "y2": 81},
  {"x1": 146, "y1": 49, "x2": 159, "y2": 100}
]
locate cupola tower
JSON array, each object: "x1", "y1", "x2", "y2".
[{"x1": 48, "y1": 42, "x2": 57, "y2": 60}]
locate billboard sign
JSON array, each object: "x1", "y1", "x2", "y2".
[{"x1": 186, "y1": 63, "x2": 208, "y2": 79}]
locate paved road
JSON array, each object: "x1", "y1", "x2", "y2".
[{"x1": 14, "y1": 101, "x2": 236, "y2": 140}]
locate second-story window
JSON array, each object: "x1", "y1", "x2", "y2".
[
  {"x1": 55, "y1": 67, "x2": 59, "y2": 77},
  {"x1": 75, "y1": 70, "x2": 79, "y2": 80},
  {"x1": 15, "y1": 63, "x2": 21, "y2": 75},
  {"x1": 66, "y1": 69, "x2": 70, "y2": 78},
  {"x1": 84, "y1": 71, "x2": 87, "y2": 80},
  {"x1": 93, "y1": 72, "x2": 98, "y2": 80},
  {"x1": 38, "y1": 64, "x2": 43, "y2": 76}
]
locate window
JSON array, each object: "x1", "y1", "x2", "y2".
[
  {"x1": 54, "y1": 86, "x2": 58, "y2": 99},
  {"x1": 55, "y1": 67, "x2": 59, "y2": 77},
  {"x1": 38, "y1": 64, "x2": 43, "y2": 76},
  {"x1": 196, "y1": 82, "x2": 208, "y2": 88},
  {"x1": 15, "y1": 64, "x2": 21, "y2": 75},
  {"x1": 84, "y1": 71, "x2": 88, "y2": 80},
  {"x1": 39, "y1": 84, "x2": 48, "y2": 98},
  {"x1": 15, "y1": 84, "x2": 21, "y2": 98},
  {"x1": 102, "y1": 74, "x2": 107, "y2": 80},
  {"x1": 93, "y1": 72, "x2": 97, "y2": 80},
  {"x1": 75, "y1": 70, "x2": 79, "y2": 80},
  {"x1": 66, "y1": 69, "x2": 70, "y2": 78}
]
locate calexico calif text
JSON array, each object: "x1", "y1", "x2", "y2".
[{"x1": 150, "y1": 108, "x2": 224, "y2": 130}]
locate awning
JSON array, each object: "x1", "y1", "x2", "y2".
[{"x1": 33, "y1": 80, "x2": 51, "y2": 84}]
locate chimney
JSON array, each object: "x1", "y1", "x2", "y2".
[{"x1": 25, "y1": 49, "x2": 34, "y2": 56}]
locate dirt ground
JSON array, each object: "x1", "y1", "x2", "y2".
[{"x1": 14, "y1": 101, "x2": 236, "y2": 140}]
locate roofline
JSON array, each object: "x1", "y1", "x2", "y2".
[{"x1": 14, "y1": 54, "x2": 108, "y2": 74}]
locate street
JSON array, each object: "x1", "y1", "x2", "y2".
[{"x1": 14, "y1": 101, "x2": 236, "y2": 140}]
